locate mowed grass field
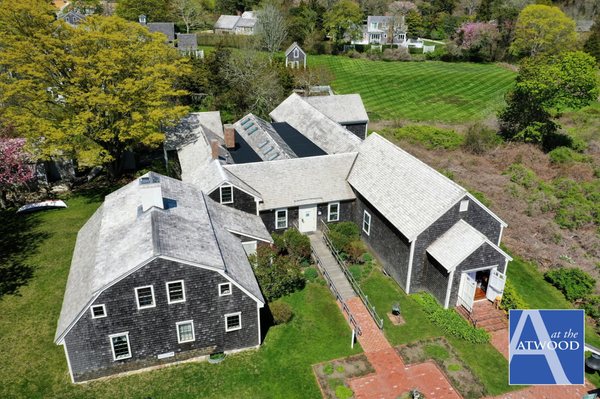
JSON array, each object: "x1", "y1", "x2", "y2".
[
  {"x1": 0, "y1": 194, "x2": 361, "y2": 399},
  {"x1": 308, "y1": 56, "x2": 516, "y2": 122}
]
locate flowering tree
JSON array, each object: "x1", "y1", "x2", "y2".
[
  {"x1": 0, "y1": 138, "x2": 35, "y2": 208},
  {"x1": 455, "y1": 21, "x2": 500, "y2": 62}
]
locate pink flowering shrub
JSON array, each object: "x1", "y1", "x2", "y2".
[
  {"x1": 455, "y1": 22, "x2": 500, "y2": 62},
  {"x1": 0, "y1": 138, "x2": 35, "y2": 207}
]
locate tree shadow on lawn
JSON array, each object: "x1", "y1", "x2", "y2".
[{"x1": 0, "y1": 209, "x2": 49, "y2": 299}]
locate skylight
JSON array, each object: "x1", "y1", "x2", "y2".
[{"x1": 247, "y1": 126, "x2": 258, "y2": 135}]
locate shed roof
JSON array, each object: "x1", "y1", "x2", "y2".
[
  {"x1": 427, "y1": 220, "x2": 512, "y2": 272},
  {"x1": 215, "y1": 15, "x2": 240, "y2": 30},
  {"x1": 147, "y1": 22, "x2": 175, "y2": 41},
  {"x1": 233, "y1": 114, "x2": 297, "y2": 162},
  {"x1": 269, "y1": 93, "x2": 361, "y2": 154},
  {"x1": 304, "y1": 94, "x2": 369, "y2": 124},
  {"x1": 223, "y1": 153, "x2": 357, "y2": 210},
  {"x1": 348, "y1": 133, "x2": 469, "y2": 241},
  {"x1": 177, "y1": 33, "x2": 198, "y2": 51},
  {"x1": 55, "y1": 173, "x2": 269, "y2": 343},
  {"x1": 165, "y1": 112, "x2": 224, "y2": 151}
]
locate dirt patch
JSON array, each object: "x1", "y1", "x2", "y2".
[
  {"x1": 398, "y1": 338, "x2": 486, "y2": 399},
  {"x1": 387, "y1": 312, "x2": 406, "y2": 326},
  {"x1": 313, "y1": 354, "x2": 375, "y2": 399}
]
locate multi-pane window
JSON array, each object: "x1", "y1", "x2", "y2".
[
  {"x1": 91, "y1": 304, "x2": 106, "y2": 319},
  {"x1": 166, "y1": 280, "x2": 185, "y2": 304},
  {"x1": 363, "y1": 211, "x2": 371, "y2": 235},
  {"x1": 135, "y1": 286, "x2": 155, "y2": 309},
  {"x1": 220, "y1": 185, "x2": 233, "y2": 204},
  {"x1": 110, "y1": 333, "x2": 131, "y2": 360},
  {"x1": 328, "y1": 202, "x2": 340, "y2": 222},
  {"x1": 219, "y1": 282, "x2": 232, "y2": 296},
  {"x1": 225, "y1": 312, "x2": 242, "y2": 332},
  {"x1": 176, "y1": 321, "x2": 195, "y2": 343},
  {"x1": 275, "y1": 209, "x2": 287, "y2": 229}
]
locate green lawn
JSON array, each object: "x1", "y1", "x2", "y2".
[
  {"x1": 0, "y1": 194, "x2": 361, "y2": 399},
  {"x1": 308, "y1": 56, "x2": 516, "y2": 123},
  {"x1": 360, "y1": 271, "x2": 518, "y2": 396}
]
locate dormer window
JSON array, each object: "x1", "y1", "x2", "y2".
[{"x1": 220, "y1": 185, "x2": 233, "y2": 204}]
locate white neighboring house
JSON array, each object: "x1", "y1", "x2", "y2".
[
  {"x1": 214, "y1": 11, "x2": 256, "y2": 35},
  {"x1": 352, "y1": 16, "x2": 408, "y2": 46}
]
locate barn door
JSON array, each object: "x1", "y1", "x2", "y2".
[
  {"x1": 458, "y1": 272, "x2": 476, "y2": 313},
  {"x1": 486, "y1": 269, "x2": 507, "y2": 302}
]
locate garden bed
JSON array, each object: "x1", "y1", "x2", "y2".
[
  {"x1": 398, "y1": 338, "x2": 486, "y2": 399},
  {"x1": 313, "y1": 354, "x2": 374, "y2": 399}
]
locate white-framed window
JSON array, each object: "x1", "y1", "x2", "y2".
[
  {"x1": 176, "y1": 320, "x2": 195, "y2": 343},
  {"x1": 91, "y1": 304, "x2": 106, "y2": 319},
  {"x1": 459, "y1": 199, "x2": 469, "y2": 212},
  {"x1": 225, "y1": 312, "x2": 242, "y2": 332},
  {"x1": 109, "y1": 332, "x2": 131, "y2": 361},
  {"x1": 327, "y1": 202, "x2": 340, "y2": 222},
  {"x1": 275, "y1": 208, "x2": 288, "y2": 229},
  {"x1": 362, "y1": 210, "x2": 371, "y2": 235},
  {"x1": 135, "y1": 285, "x2": 155, "y2": 310},
  {"x1": 220, "y1": 185, "x2": 233, "y2": 204},
  {"x1": 293, "y1": 48, "x2": 299, "y2": 58},
  {"x1": 219, "y1": 282, "x2": 232, "y2": 296},
  {"x1": 166, "y1": 280, "x2": 186, "y2": 304}
]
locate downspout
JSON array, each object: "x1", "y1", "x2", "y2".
[{"x1": 405, "y1": 239, "x2": 416, "y2": 294}]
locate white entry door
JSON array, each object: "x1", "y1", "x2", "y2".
[
  {"x1": 486, "y1": 269, "x2": 507, "y2": 301},
  {"x1": 298, "y1": 204, "x2": 317, "y2": 232},
  {"x1": 458, "y1": 272, "x2": 476, "y2": 312}
]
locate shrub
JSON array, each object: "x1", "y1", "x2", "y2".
[
  {"x1": 544, "y1": 267, "x2": 596, "y2": 302},
  {"x1": 413, "y1": 293, "x2": 490, "y2": 343},
  {"x1": 323, "y1": 363, "x2": 334, "y2": 375},
  {"x1": 463, "y1": 123, "x2": 501, "y2": 154},
  {"x1": 580, "y1": 295, "x2": 600, "y2": 320},
  {"x1": 282, "y1": 228, "x2": 311, "y2": 262},
  {"x1": 382, "y1": 47, "x2": 411, "y2": 61},
  {"x1": 548, "y1": 147, "x2": 589, "y2": 164},
  {"x1": 270, "y1": 301, "x2": 293, "y2": 325},
  {"x1": 347, "y1": 240, "x2": 368, "y2": 263},
  {"x1": 499, "y1": 280, "x2": 527, "y2": 311},
  {"x1": 390, "y1": 125, "x2": 464, "y2": 150},
  {"x1": 304, "y1": 267, "x2": 319, "y2": 282},
  {"x1": 335, "y1": 385, "x2": 353, "y2": 399},
  {"x1": 328, "y1": 222, "x2": 360, "y2": 254},
  {"x1": 251, "y1": 246, "x2": 306, "y2": 301},
  {"x1": 469, "y1": 190, "x2": 491, "y2": 207},
  {"x1": 505, "y1": 164, "x2": 539, "y2": 189}
]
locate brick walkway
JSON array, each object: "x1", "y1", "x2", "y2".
[{"x1": 345, "y1": 297, "x2": 461, "y2": 399}]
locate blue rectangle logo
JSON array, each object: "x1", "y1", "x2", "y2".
[{"x1": 509, "y1": 309, "x2": 584, "y2": 385}]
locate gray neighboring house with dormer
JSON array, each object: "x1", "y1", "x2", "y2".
[{"x1": 55, "y1": 172, "x2": 271, "y2": 383}]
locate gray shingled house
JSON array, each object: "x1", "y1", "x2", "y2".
[
  {"x1": 55, "y1": 172, "x2": 271, "y2": 382},
  {"x1": 178, "y1": 128, "x2": 511, "y2": 316},
  {"x1": 285, "y1": 42, "x2": 306, "y2": 69}
]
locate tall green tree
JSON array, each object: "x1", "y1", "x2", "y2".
[
  {"x1": 584, "y1": 17, "x2": 600, "y2": 64},
  {"x1": 499, "y1": 51, "x2": 599, "y2": 147},
  {"x1": 323, "y1": 0, "x2": 363, "y2": 44},
  {"x1": 116, "y1": 0, "x2": 172, "y2": 22},
  {"x1": 510, "y1": 5, "x2": 577, "y2": 57},
  {"x1": 0, "y1": 8, "x2": 190, "y2": 176}
]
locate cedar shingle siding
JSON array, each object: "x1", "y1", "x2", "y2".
[
  {"x1": 208, "y1": 186, "x2": 257, "y2": 214},
  {"x1": 64, "y1": 258, "x2": 259, "y2": 382}
]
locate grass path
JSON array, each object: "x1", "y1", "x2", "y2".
[
  {"x1": 308, "y1": 56, "x2": 516, "y2": 123},
  {"x1": 0, "y1": 194, "x2": 361, "y2": 398}
]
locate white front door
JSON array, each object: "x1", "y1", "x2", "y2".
[
  {"x1": 458, "y1": 272, "x2": 476, "y2": 312},
  {"x1": 486, "y1": 268, "x2": 507, "y2": 301},
  {"x1": 298, "y1": 204, "x2": 317, "y2": 232}
]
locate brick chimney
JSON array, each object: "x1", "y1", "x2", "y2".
[
  {"x1": 224, "y1": 124, "x2": 236, "y2": 149},
  {"x1": 211, "y1": 139, "x2": 220, "y2": 160}
]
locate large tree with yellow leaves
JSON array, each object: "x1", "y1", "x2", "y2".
[{"x1": 0, "y1": 1, "x2": 190, "y2": 177}]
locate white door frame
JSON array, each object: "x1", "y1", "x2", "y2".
[
  {"x1": 456, "y1": 265, "x2": 500, "y2": 310},
  {"x1": 298, "y1": 204, "x2": 317, "y2": 232},
  {"x1": 457, "y1": 272, "x2": 477, "y2": 312}
]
